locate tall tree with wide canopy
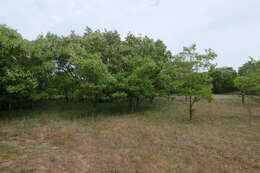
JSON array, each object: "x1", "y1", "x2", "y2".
[{"x1": 0, "y1": 25, "x2": 36, "y2": 109}]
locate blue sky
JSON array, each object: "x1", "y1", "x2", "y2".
[{"x1": 1, "y1": 0, "x2": 260, "y2": 68}]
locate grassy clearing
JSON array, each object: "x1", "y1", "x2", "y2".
[{"x1": 0, "y1": 95, "x2": 259, "y2": 173}]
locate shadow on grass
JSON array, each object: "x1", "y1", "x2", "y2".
[{"x1": 0, "y1": 98, "x2": 172, "y2": 122}]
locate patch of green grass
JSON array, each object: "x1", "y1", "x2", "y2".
[
  {"x1": 0, "y1": 144, "x2": 22, "y2": 163},
  {"x1": 19, "y1": 168, "x2": 34, "y2": 173},
  {"x1": 0, "y1": 129, "x2": 9, "y2": 137}
]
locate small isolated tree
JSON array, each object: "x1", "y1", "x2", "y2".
[
  {"x1": 235, "y1": 58, "x2": 260, "y2": 104},
  {"x1": 174, "y1": 44, "x2": 217, "y2": 120},
  {"x1": 234, "y1": 72, "x2": 260, "y2": 104}
]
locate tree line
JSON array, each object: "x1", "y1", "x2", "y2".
[{"x1": 0, "y1": 25, "x2": 259, "y2": 119}]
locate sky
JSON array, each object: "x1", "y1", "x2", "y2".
[{"x1": 1, "y1": 0, "x2": 260, "y2": 69}]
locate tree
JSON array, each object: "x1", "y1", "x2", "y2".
[
  {"x1": 69, "y1": 55, "x2": 115, "y2": 106},
  {"x1": 209, "y1": 67, "x2": 237, "y2": 93},
  {"x1": 1, "y1": 25, "x2": 220, "y2": 115},
  {"x1": 27, "y1": 34, "x2": 56, "y2": 101},
  {"x1": 119, "y1": 57, "x2": 158, "y2": 111},
  {"x1": 50, "y1": 72, "x2": 78, "y2": 103},
  {"x1": 234, "y1": 72, "x2": 260, "y2": 104},
  {"x1": 238, "y1": 57, "x2": 260, "y2": 76},
  {"x1": 173, "y1": 44, "x2": 217, "y2": 120},
  {"x1": 235, "y1": 58, "x2": 260, "y2": 104},
  {"x1": 0, "y1": 25, "x2": 32, "y2": 110},
  {"x1": 113, "y1": 34, "x2": 172, "y2": 110},
  {"x1": 2, "y1": 67, "x2": 38, "y2": 109}
]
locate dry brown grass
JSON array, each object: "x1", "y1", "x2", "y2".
[{"x1": 0, "y1": 95, "x2": 259, "y2": 173}]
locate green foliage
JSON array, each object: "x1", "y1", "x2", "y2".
[
  {"x1": 50, "y1": 72, "x2": 78, "y2": 102},
  {"x1": 235, "y1": 58, "x2": 260, "y2": 104},
  {"x1": 3, "y1": 67, "x2": 38, "y2": 96},
  {"x1": 209, "y1": 67, "x2": 237, "y2": 93},
  {"x1": 238, "y1": 57, "x2": 260, "y2": 76},
  {"x1": 173, "y1": 44, "x2": 217, "y2": 120},
  {"x1": 1, "y1": 25, "x2": 221, "y2": 121},
  {"x1": 235, "y1": 72, "x2": 260, "y2": 95},
  {"x1": 0, "y1": 25, "x2": 32, "y2": 109},
  {"x1": 69, "y1": 56, "x2": 115, "y2": 103}
]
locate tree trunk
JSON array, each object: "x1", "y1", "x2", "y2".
[
  {"x1": 8, "y1": 103, "x2": 12, "y2": 111},
  {"x1": 242, "y1": 94, "x2": 245, "y2": 104},
  {"x1": 136, "y1": 97, "x2": 140, "y2": 107},
  {"x1": 65, "y1": 96, "x2": 69, "y2": 103},
  {"x1": 30, "y1": 101, "x2": 33, "y2": 109},
  {"x1": 129, "y1": 97, "x2": 134, "y2": 112},
  {"x1": 150, "y1": 97, "x2": 154, "y2": 104},
  {"x1": 189, "y1": 96, "x2": 193, "y2": 120}
]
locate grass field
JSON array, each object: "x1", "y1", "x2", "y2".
[{"x1": 0, "y1": 95, "x2": 259, "y2": 173}]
